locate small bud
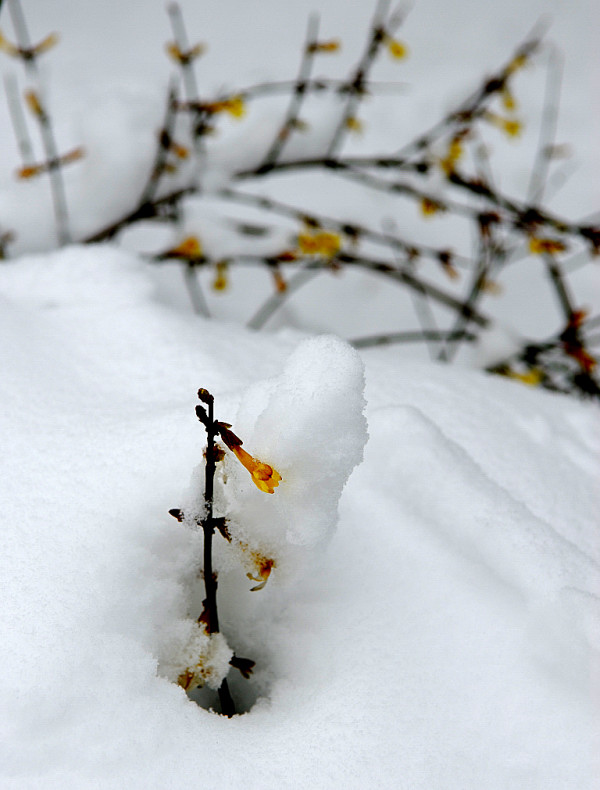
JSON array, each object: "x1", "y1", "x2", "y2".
[
  {"x1": 197, "y1": 388, "x2": 214, "y2": 405},
  {"x1": 229, "y1": 655, "x2": 255, "y2": 678}
]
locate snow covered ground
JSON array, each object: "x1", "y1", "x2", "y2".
[{"x1": 0, "y1": 1, "x2": 599, "y2": 788}]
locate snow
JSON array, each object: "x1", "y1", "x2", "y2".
[
  {"x1": 0, "y1": 0, "x2": 599, "y2": 788},
  {"x1": 1, "y1": 248, "x2": 598, "y2": 789}
]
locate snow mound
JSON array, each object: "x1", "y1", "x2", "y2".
[{"x1": 221, "y1": 334, "x2": 368, "y2": 549}]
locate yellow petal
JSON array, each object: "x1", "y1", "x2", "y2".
[{"x1": 387, "y1": 39, "x2": 408, "y2": 60}]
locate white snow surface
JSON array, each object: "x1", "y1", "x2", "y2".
[
  {"x1": 0, "y1": 0, "x2": 599, "y2": 787},
  {"x1": 0, "y1": 248, "x2": 599, "y2": 789}
]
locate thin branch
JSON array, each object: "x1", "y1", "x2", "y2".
[
  {"x1": 4, "y1": 72, "x2": 33, "y2": 164},
  {"x1": 8, "y1": 0, "x2": 71, "y2": 245},
  {"x1": 257, "y1": 14, "x2": 319, "y2": 172},
  {"x1": 527, "y1": 45, "x2": 563, "y2": 205},
  {"x1": 218, "y1": 186, "x2": 472, "y2": 267},
  {"x1": 325, "y1": 0, "x2": 397, "y2": 158},
  {"x1": 198, "y1": 392, "x2": 236, "y2": 717},
  {"x1": 351, "y1": 328, "x2": 476, "y2": 349},
  {"x1": 247, "y1": 267, "x2": 320, "y2": 330},
  {"x1": 140, "y1": 81, "x2": 179, "y2": 206},
  {"x1": 183, "y1": 262, "x2": 210, "y2": 317}
]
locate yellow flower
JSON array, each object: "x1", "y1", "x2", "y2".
[
  {"x1": 201, "y1": 95, "x2": 245, "y2": 119},
  {"x1": 506, "y1": 368, "x2": 543, "y2": 386},
  {"x1": 387, "y1": 38, "x2": 408, "y2": 60},
  {"x1": 345, "y1": 116, "x2": 363, "y2": 134},
  {"x1": 501, "y1": 87, "x2": 517, "y2": 111},
  {"x1": 25, "y1": 90, "x2": 45, "y2": 118},
  {"x1": 439, "y1": 137, "x2": 463, "y2": 175},
  {"x1": 298, "y1": 230, "x2": 342, "y2": 258},
  {"x1": 167, "y1": 236, "x2": 203, "y2": 259},
  {"x1": 231, "y1": 446, "x2": 282, "y2": 494},
  {"x1": 166, "y1": 42, "x2": 205, "y2": 64},
  {"x1": 420, "y1": 197, "x2": 445, "y2": 217},
  {"x1": 212, "y1": 260, "x2": 229, "y2": 291},
  {"x1": 308, "y1": 39, "x2": 341, "y2": 54},
  {"x1": 507, "y1": 53, "x2": 528, "y2": 74},
  {"x1": 485, "y1": 112, "x2": 522, "y2": 138},
  {"x1": 528, "y1": 237, "x2": 566, "y2": 256}
]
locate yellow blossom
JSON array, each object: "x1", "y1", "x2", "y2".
[
  {"x1": 387, "y1": 38, "x2": 408, "y2": 60},
  {"x1": 439, "y1": 137, "x2": 463, "y2": 175},
  {"x1": 212, "y1": 260, "x2": 229, "y2": 291},
  {"x1": 507, "y1": 53, "x2": 528, "y2": 74},
  {"x1": 298, "y1": 229, "x2": 342, "y2": 258},
  {"x1": 230, "y1": 445, "x2": 282, "y2": 494},
  {"x1": 0, "y1": 30, "x2": 20, "y2": 57},
  {"x1": 202, "y1": 95, "x2": 245, "y2": 118},
  {"x1": 506, "y1": 368, "x2": 543, "y2": 386},
  {"x1": 420, "y1": 197, "x2": 445, "y2": 217},
  {"x1": 166, "y1": 41, "x2": 205, "y2": 64},
  {"x1": 167, "y1": 236, "x2": 203, "y2": 259},
  {"x1": 528, "y1": 237, "x2": 566, "y2": 256},
  {"x1": 24, "y1": 90, "x2": 45, "y2": 118},
  {"x1": 501, "y1": 87, "x2": 517, "y2": 111},
  {"x1": 308, "y1": 39, "x2": 341, "y2": 54},
  {"x1": 485, "y1": 112, "x2": 522, "y2": 138},
  {"x1": 345, "y1": 117, "x2": 363, "y2": 134},
  {"x1": 16, "y1": 164, "x2": 43, "y2": 180}
]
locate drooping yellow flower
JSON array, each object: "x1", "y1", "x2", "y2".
[
  {"x1": 212, "y1": 260, "x2": 229, "y2": 291},
  {"x1": 528, "y1": 236, "x2": 566, "y2": 256},
  {"x1": 168, "y1": 236, "x2": 203, "y2": 259},
  {"x1": 420, "y1": 197, "x2": 445, "y2": 217},
  {"x1": 166, "y1": 41, "x2": 205, "y2": 64},
  {"x1": 439, "y1": 137, "x2": 463, "y2": 175},
  {"x1": 0, "y1": 30, "x2": 20, "y2": 57},
  {"x1": 387, "y1": 38, "x2": 408, "y2": 60},
  {"x1": 506, "y1": 367, "x2": 543, "y2": 386},
  {"x1": 485, "y1": 112, "x2": 522, "y2": 138},
  {"x1": 308, "y1": 39, "x2": 341, "y2": 54},
  {"x1": 298, "y1": 230, "x2": 342, "y2": 258},
  {"x1": 201, "y1": 95, "x2": 245, "y2": 119},
  {"x1": 507, "y1": 53, "x2": 528, "y2": 74},
  {"x1": 24, "y1": 90, "x2": 45, "y2": 118},
  {"x1": 501, "y1": 86, "x2": 517, "y2": 111},
  {"x1": 345, "y1": 116, "x2": 363, "y2": 134},
  {"x1": 0, "y1": 30, "x2": 58, "y2": 58},
  {"x1": 16, "y1": 164, "x2": 43, "y2": 180},
  {"x1": 230, "y1": 445, "x2": 282, "y2": 494}
]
